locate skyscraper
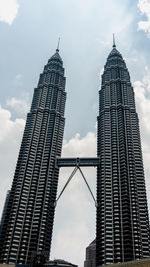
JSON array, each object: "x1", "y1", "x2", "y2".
[
  {"x1": 84, "y1": 239, "x2": 96, "y2": 267},
  {"x1": 0, "y1": 47, "x2": 66, "y2": 264},
  {"x1": 0, "y1": 190, "x2": 10, "y2": 235},
  {"x1": 96, "y1": 40, "x2": 150, "y2": 266},
  {"x1": 0, "y1": 39, "x2": 150, "y2": 267}
]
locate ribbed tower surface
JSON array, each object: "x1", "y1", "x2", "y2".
[
  {"x1": 0, "y1": 49, "x2": 66, "y2": 264},
  {"x1": 96, "y1": 44, "x2": 150, "y2": 266}
]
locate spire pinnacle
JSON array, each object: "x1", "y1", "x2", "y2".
[
  {"x1": 56, "y1": 37, "x2": 60, "y2": 52},
  {"x1": 113, "y1": 33, "x2": 116, "y2": 48}
]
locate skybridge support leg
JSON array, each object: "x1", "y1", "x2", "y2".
[{"x1": 55, "y1": 164, "x2": 97, "y2": 207}]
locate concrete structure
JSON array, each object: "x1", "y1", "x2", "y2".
[
  {"x1": 101, "y1": 257, "x2": 150, "y2": 267},
  {"x1": 0, "y1": 190, "x2": 10, "y2": 235},
  {"x1": 84, "y1": 239, "x2": 96, "y2": 267},
  {"x1": 0, "y1": 39, "x2": 150, "y2": 267},
  {"x1": 0, "y1": 47, "x2": 66, "y2": 264},
  {"x1": 47, "y1": 259, "x2": 77, "y2": 267},
  {"x1": 96, "y1": 40, "x2": 150, "y2": 265}
]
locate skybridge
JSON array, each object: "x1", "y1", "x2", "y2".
[
  {"x1": 56, "y1": 157, "x2": 100, "y2": 168},
  {"x1": 55, "y1": 157, "x2": 100, "y2": 207}
]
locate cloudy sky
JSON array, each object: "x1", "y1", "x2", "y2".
[{"x1": 0, "y1": 0, "x2": 150, "y2": 266}]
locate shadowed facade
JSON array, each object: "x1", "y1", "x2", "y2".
[
  {"x1": 96, "y1": 41, "x2": 150, "y2": 265},
  {"x1": 0, "y1": 41, "x2": 150, "y2": 267},
  {"x1": 0, "y1": 48, "x2": 66, "y2": 264}
]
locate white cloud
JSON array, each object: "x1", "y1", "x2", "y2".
[
  {"x1": 0, "y1": 108, "x2": 96, "y2": 267},
  {"x1": 62, "y1": 132, "x2": 96, "y2": 157},
  {"x1": 51, "y1": 131, "x2": 96, "y2": 266},
  {"x1": 14, "y1": 74, "x2": 23, "y2": 86},
  {"x1": 51, "y1": 68, "x2": 150, "y2": 266},
  {"x1": 134, "y1": 67, "x2": 150, "y2": 140},
  {"x1": 1, "y1": 69, "x2": 150, "y2": 267},
  {"x1": 6, "y1": 97, "x2": 30, "y2": 115},
  {"x1": 100, "y1": 67, "x2": 104, "y2": 76},
  {"x1": 134, "y1": 66, "x2": 150, "y2": 209},
  {"x1": 0, "y1": 104, "x2": 25, "y2": 221},
  {"x1": 138, "y1": 0, "x2": 150, "y2": 36},
  {"x1": 15, "y1": 74, "x2": 23, "y2": 80},
  {"x1": 52, "y1": 221, "x2": 92, "y2": 266},
  {"x1": 99, "y1": 40, "x2": 110, "y2": 46},
  {"x1": 0, "y1": 105, "x2": 25, "y2": 142},
  {"x1": 0, "y1": 0, "x2": 19, "y2": 25}
]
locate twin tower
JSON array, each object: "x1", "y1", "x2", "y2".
[{"x1": 0, "y1": 41, "x2": 150, "y2": 266}]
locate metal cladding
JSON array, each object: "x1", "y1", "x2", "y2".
[
  {"x1": 0, "y1": 43, "x2": 150, "y2": 267},
  {"x1": 0, "y1": 50, "x2": 66, "y2": 264},
  {"x1": 96, "y1": 45, "x2": 150, "y2": 265}
]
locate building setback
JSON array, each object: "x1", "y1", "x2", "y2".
[
  {"x1": 96, "y1": 41, "x2": 150, "y2": 265},
  {"x1": 0, "y1": 40, "x2": 150, "y2": 267},
  {"x1": 0, "y1": 48, "x2": 66, "y2": 264}
]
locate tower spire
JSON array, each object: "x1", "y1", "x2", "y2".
[
  {"x1": 56, "y1": 37, "x2": 60, "y2": 52},
  {"x1": 113, "y1": 33, "x2": 116, "y2": 48}
]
